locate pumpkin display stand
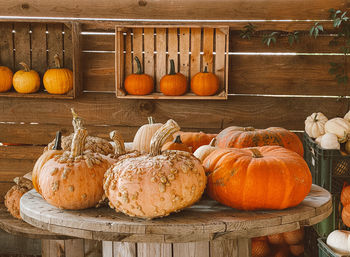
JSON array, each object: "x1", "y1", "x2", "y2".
[{"x1": 21, "y1": 185, "x2": 331, "y2": 257}]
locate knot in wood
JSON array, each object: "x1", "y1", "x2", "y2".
[
  {"x1": 138, "y1": 0, "x2": 147, "y2": 6},
  {"x1": 21, "y1": 3, "x2": 29, "y2": 9}
]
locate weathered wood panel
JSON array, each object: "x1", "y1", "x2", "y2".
[
  {"x1": 0, "y1": 0, "x2": 346, "y2": 20},
  {"x1": 0, "y1": 23, "x2": 14, "y2": 70},
  {"x1": 0, "y1": 182, "x2": 15, "y2": 202},
  {"x1": 0, "y1": 158, "x2": 35, "y2": 180},
  {"x1": 0, "y1": 146, "x2": 44, "y2": 159},
  {"x1": 31, "y1": 23, "x2": 47, "y2": 76},
  {"x1": 13, "y1": 23, "x2": 31, "y2": 72}
]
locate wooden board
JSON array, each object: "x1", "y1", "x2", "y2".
[
  {"x1": 0, "y1": 0, "x2": 345, "y2": 20},
  {"x1": 21, "y1": 185, "x2": 331, "y2": 243}
]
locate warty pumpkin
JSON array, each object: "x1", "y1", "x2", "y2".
[
  {"x1": 215, "y1": 126, "x2": 304, "y2": 156},
  {"x1": 203, "y1": 146, "x2": 312, "y2": 210},
  {"x1": 43, "y1": 54, "x2": 73, "y2": 94},
  {"x1": 304, "y1": 112, "x2": 328, "y2": 139},
  {"x1": 104, "y1": 119, "x2": 207, "y2": 219},
  {"x1": 160, "y1": 59, "x2": 187, "y2": 96},
  {"x1": 173, "y1": 131, "x2": 217, "y2": 153},
  {"x1": 124, "y1": 56, "x2": 154, "y2": 95},
  {"x1": 13, "y1": 62, "x2": 40, "y2": 94},
  {"x1": 191, "y1": 66, "x2": 219, "y2": 96},
  {"x1": 0, "y1": 66, "x2": 13, "y2": 92},
  {"x1": 161, "y1": 135, "x2": 191, "y2": 153},
  {"x1": 38, "y1": 128, "x2": 112, "y2": 209}
]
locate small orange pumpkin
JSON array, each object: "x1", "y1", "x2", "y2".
[
  {"x1": 43, "y1": 54, "x2": 73, "y2": 94},
  {"x1": 13, "y1": 62, "x2": 40, "y2": 93},
  {"x1": 173, "y1": 131, "x2": 217, "y2": 153},
  {"x1": 251, "y1": 237, "x2": 270, "y2": 257},
  {"x1": 161, "y1": 135, "x2": 191, "y2": 153},
  {"x1": 124, "y1": 56, "x2": 154, "y2": 95},
  {"x1": 160, "y1": 59, "x2": 187, "y2": 96},
  {"x1": 0, "y1": 66, "x2": 13, "y2": 92},
  {"x1": 191, "y1": 66, "x2": 219, "y2": 96}
]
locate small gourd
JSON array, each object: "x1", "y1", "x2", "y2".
[
  {"x1": 326, "y1": 230, "x2": 350, "y2": 254},
  {"x1": 43, "y1": 54, "x2": 73, "y2": 94},
  {"x1": 315, "y1": 135, "x2": 323, "y2": 145},
  {"x1": 160, "y1": 59, "x2": 187, "y2": 96},
  {"x1": 320, "y1": 133, "x2": 340, "y2": 150},
  {"x1": 191, "y1": 66, "x2": 219, "y2": 96},
  {"x1": 124, "y1": 56, "x2": 154, "y2": 95},
  {"x1": 304, "y1": 112, "x2": 328, "y2": 138},
  {"x1": 13, "y1": 62, "x2": 40, "y2": 93},
  {"x1": 0, "y1": 66, "x2": 13, "y2": 92},
  {"x1": 325, "y1": 118, "x2": 350, "y2": 143},
  {"x1": 161, "y1": 135, "x2": 191, "y2": 153},
  {"x1": 193, "y1": 138, "x2": 217, "y2": 162},
  {"x1": 344, "y1": 110, "x2": 350, "y2": 122},
  {"x1": 133, "y1": 117, "x2": 164, "y2": 153}
]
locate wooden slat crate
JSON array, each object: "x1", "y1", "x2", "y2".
[
  {"x1": 115, "y1": 25, "x2": 229, "y2": 100},
  {"x1": 0, "y1": 21, "x2": 82, "y2": 99}
]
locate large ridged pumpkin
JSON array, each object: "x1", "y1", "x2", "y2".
[
  {"x1": 203, "y1": 146, "x2": 312, "y2": 210},
  {"x1": 215, "y1": 126, "x2": 304, "y2": 156}
]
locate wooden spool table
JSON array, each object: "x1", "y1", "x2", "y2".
[
  {"x1": 0, "y1": 204, "x2": 102, "y2": 257},
  {"x1": 20, "y1": 185, "x2": 331, "y2": 257}
]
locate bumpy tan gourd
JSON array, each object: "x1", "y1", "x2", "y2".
[
  {"x1": 104, "y1": 119, "x2": 206, "y2": 219},
  {"x1": 46, "y1": 109, "x2": 114, "y2": 156},
  {"x1": 39, "y1": 128, "x2": 112, "y2": 209},
  {"x1": 4, "y1": 177, "x2": 33, "y2": 219}
]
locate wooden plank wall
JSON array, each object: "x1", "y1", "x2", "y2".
[{"x1": 0, "y1": 0, "x2": 349, "y2": 201}]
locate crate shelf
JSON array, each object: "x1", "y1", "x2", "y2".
[
  {"x1": 115, "y1": 25, "x2": 229, "y2": 100},
  {"x1": 0, "y1": 21, "x2": 82, "y2": 99}
]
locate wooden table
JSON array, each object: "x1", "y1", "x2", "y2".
[{"x1": 20, "y1": 184, "x2": 332, "y2": 257}]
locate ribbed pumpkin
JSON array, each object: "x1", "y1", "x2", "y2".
[
  {"x1": 43, "y1": 54, "x2": 73, "y2": 94},
  {"x1": 161, "y1": 135, "x2": 191, "y2": 153},
  {"x1": 160, "y1": 59, "x2": 187, "y2": 96},
  {"x1": 215, "y1": 126, "x2": 304, "y2": 156},
  {"x1": 133, "y1": 117, "x2": 164, "y2": 153},
  {"x1": 341, "y1": 183, "x2": 350, "y2": 206},
  {"x1": 173, "y1": 131, "x2": 217, "y2": 153},
  {"x1": 203, "y1": 146, "x2": 312, "y2": 210},
  {"x1": 13, "y1": 62, "x2": 40, "y2": 93},
  {"x1": 0, "y1": 66, "x2": 13, "y2": 92},
  {"x1": 124, "y1": 56, "x2": 154, "y2": 95},
  {"x1": 191, "y1": 66, "x2": 219, "y2": 96}
]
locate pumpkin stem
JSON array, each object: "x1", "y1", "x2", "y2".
[
  {"x1": 54, "y1": 54, "x2": 61, "y2": 68},
  {"x1": 70, "y1": 128, "x2": 88, "y2": 158},
  {"x1": 169, "y1": 59, "x2": 176, "y2": 75},
  {"x1": 71, "y1": 108, "x2": 84, "y2": 131},
  {"x1": 148, "y1": 116, "x2": 154, "y2": 125},
  {"x1": 53, "y1": 131, "x2": 62, "y2": 150},
  {"x1": 19, "y1": 62, "x2": 30, "y2": 72},
  {"x1": 203, "y1": 66, "x2": 208, "y2": 73},
  {"x1": 110, "y1": 130, "x2": 126, "y2": 155},
  {"x1": 150, "y1": 119, "x2": 181, "y2": 156},
  {"x1": 313, "y1": 113, "x2": 318, "y2": 122},
  {"x1": 250, "y1": 148, "x2": 263, "y2": 158},
  {"x1": 244, "y1": 127, "x2": 255, "y2": 131},
  {"x1": 134, "y1": 56, "x2": 143, "y2": 74},
  {"x1": 209, "y1": 138, "x2": 216, "y2": 147},
  {"x1": 174, "y1": 135, "x2": 183, "y2": 144}
]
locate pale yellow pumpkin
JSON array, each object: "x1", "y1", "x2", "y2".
[
  {"x1": 133, "y1": 117, "x2": 163, "y2": 153},
  {"x1": 193, "y1": 138, "x2": 217, "y2": 162},
  {"x1": 13, "y1": 62, "x2": 40, "y2": 93},
  {"x1": 305, "y1": 112, "x2": 328, "y2": 138},
  {"x1": 321, "y1": 133, "x2": 340, "y2": 150},
  {"x1": 325, "y1": 118, "x2": 350, "y2": 143}
]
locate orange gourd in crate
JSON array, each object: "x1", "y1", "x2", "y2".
[
  {"x1": 191, "y1": 66, "x2": 219, "y2": 96},
  {"x1": 160, "y1": 59, "x2": 187, "y2": 96},
  {"x1": 0, "y1": 66, "x2": 13, "y2": 92},
  {"x1": 161, "y1": 135, "x2": 191, "y2": 153},
  {"x1": 124, "y1": 56, "x2": 154, "y2": 95},
  {"x1": 173, "y1": 131, "x2": 217, "y2": 153},
  {"x1": 13, "y1": 62, "x2": 40, "y2": 93}
]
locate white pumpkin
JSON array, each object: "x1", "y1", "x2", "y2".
[
  {"x1": 305, "y1": 112, "x2": 328, "y2": 138},
  {"x1": 327, "y1": 230, "x2": 350, "y2": 254},
  {"x1": 325, "y1": 118, "x2": 350, "y2": 143},
  {"x1": 133, "y1": 117, "x2": 163, "y2": 153},
  {"x1": 315, "y1": 135, "x2": 323, "y2": 145},
  {"x1": 344, "y1": 110, "x2": 350, "y2": 122},
  {"x1": 193, "y1": 138, "x2": 217, "y2": 162},
  {"x1": 321, "y1": 133, "x2": 340, "y2": 150}
]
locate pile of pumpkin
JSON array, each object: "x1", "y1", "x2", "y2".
[
  {"x1": 0, "y1": 54, "x2": 73, "y2": 95},
  {"x1": 124, "y1": 57, "x2": 220, "y2": 96},
  {"x1": 5, "y1": 111, "x2": 312, "y2": 223},
  {"x1": 305, "y1": 111, "x2": 350, "y2": 152},
  {"x1": 252, "y1": 228, "x2": 305, "y2": 257}
]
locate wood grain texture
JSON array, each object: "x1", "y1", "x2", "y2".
[
  {"x1": 113, "y1": 242, "x2": 136, "y2": 257},
  {"x1": 47, "y1": 23, "x2": 63, "y2": 69},
  {"x1": 137, "y1": 243, "x2": 172, "y2": 257},
  {"x1": 82, "y1": 34, "x2": 115, "y2": 52},
  {"x1": 143, "y1": 28, "x2": 155, "y2": 79},
  {"x1": 203, "y1": 28, "x2": 214, "y2": 72},
  {"x1": 13, "y1": 23, "x2": 31, "y2": 72},
  {"x1": 0, "y1": 22, "x2": 14, "y2": 70},
  {"x1": 71, "y1": 22, "x2": 82, "y2": 98},
  {"x1": 190, "y1": 28, "x2": 201, "y2": 80},
  {"x1": 179, "y1": 28, "x2": 190, "y2": 80},
  {"x1": 0, "y1": 158, "x2": 35, "y2": 180},
  {"x1": 0, "y1": 145, "x2": 44, "y2": 159},
  {"x1": 65, "y1": 239, "x2": 84, "y2": 257},
  {"x1": 84, "y1": 239, "x2": 102, "y2": 257},
  {"x1": 215, "y1": 28, "x2": 227, "y2": 93},
  {"x1": 0, "y1": 0, "x2": 345, "y2": 20},
  {"x1": 0, "y1": 182, "x2": 15, "y2": 202},
  {"x1": 132, "y1": 28, "x2": 143, "y2": 73},
  {"x1": 102, "y1": 241, "x2": 113, "y2": 257},
  {"x1": 155, "y1": 28, "x2": 166, "y2": 91},
  {"x1": 168, "y1": 28, "x2": 178, "y2": 72},
  {"x1": 20, "y1": 185, "x2": 331, "y2": 242},
  {"x1": 31, "y1": 22, "x2": 47, "y2": 77},
  {"x1": 173, "y1": 241, "x2": 209, "y2": 257},
  {"x1": 64, "y1": 23, "x2": 73, "y2": 70},
  {"x1": 210, "y1": 240, "x2": 237, "y2": 257}
]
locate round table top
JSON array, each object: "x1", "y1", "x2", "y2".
[
  {"x1": 0, "y1": 204, "x2": 70, "y2": 240},
  {"x1": 20, "y1": 184, "x2": 332, "y2": 243}
]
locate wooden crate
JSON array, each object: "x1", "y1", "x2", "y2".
[
  {"x1": 0, "y1": 21, "x2": 82, "y2": 99},
  {"x1": 115, "y1": 25, "x2": 229, "y2": 100}
]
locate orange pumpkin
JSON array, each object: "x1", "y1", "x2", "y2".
[
  {"x1": 191, "y1": 66, "x2": 219, "y2": 96},
  {"x1": 342, "y1": 205, "x2": 350, "y2": 227},
  {"x1": 203, "y1": 146, "x2": 312, "y2": 210},
  {"x1": 252, "y1": 237, "x2": 270, "y2": 257},
  {"x1": 160, "y1": 59, "x2": 187, "y2": 96},
  {"x1": 283, "y1": 228, "x2": 304, "y2": 245},
  {"x1": 267, "y1": 233, "x2": 285, "y2": 245},
  {"x1": 173, "y1": 131, "x2": 217, "y2": 153},
  {"x1": 13, "y1": 62, "x2": 40, "y2": 93},
  {"x1": 43, "y1": 54, "x2": 73, "y2": 94},
  {"x1": 215, "y1": 126, "x2": 304, "y2": 156},
  {"x1": 0, "y1": 66, "x2": 13, "y2": 92},
  {"x1": 161, "y1": 135, "x2": 191, "y2": 153},
  {"x1": 341, "y1": 183, "x2": 350, "y2": 206},
  {"x1": 124, "y1": 56, "x2": 154, "y2": 95}
]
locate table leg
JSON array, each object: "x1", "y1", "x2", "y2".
[{"x1": 102, "y1": 238, "x2": 251, "y2": 257}]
